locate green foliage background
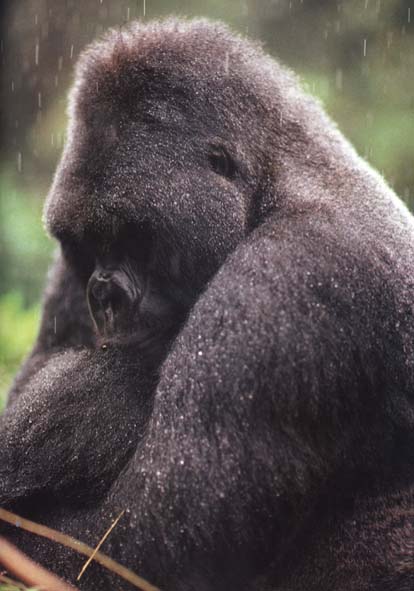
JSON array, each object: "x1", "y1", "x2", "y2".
[
  {"x1": 0, "y1": 0, "x2": 413, "y2": 408},
  {"x1": 0, "y1": 178, "x2": 52, "y2": 404}
]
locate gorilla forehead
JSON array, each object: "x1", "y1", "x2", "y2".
[{"x1": 72, "y1": 18, "x2": 273, "y2": 120}]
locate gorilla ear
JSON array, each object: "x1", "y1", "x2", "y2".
[{"x1": 208, "y1": 146, "x2": 237, "y2": 180}]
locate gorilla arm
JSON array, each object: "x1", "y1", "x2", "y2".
[
  {"x1": 0, "y1": 253, "x2": 114, "y2": 502},
  {"x1": 98, "y1": 208, "x2": 406, "y2": 587},
  {"x1": 0, "y1": 345, "x2": 154, "y2": 507}
]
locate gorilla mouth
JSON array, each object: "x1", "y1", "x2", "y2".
[
  {"x1": 86, "y1": 258, "x2": 188, "y2": 355},
  {"x1": 86, "y1": 267, "x2": 141, "y2": 340}
]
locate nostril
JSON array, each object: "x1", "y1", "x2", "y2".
[
  {"x1": 98, "y1": 271, "x2": 112, "y2": 281},
  {"x1": 87, "y1": 270, "x2": 115, "y2": 303}
]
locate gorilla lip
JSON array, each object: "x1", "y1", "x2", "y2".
[{"x1": 86, "y1": 266, "x2": 142, "y2": 339}]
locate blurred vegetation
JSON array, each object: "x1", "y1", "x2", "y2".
[
  {"x1": 0, "y1": 176, "x2": 52, "y2": 406},
  {"x1": 0, "y1": 291, "x2": 40, "y2": 406},
  {"x1": 0, "y1": 0, "x2": 413, "y2": 405},
  {"x1": 0, "y1": 581, "x2": 38, "y2": 591}
]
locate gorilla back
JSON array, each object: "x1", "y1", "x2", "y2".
[{"x1": 1, "y1": 18, "x2": 414, "y2": 591}]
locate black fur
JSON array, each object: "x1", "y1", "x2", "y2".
[{"x1": 1, "y1": 18, "x2": 414, "y2": 590}]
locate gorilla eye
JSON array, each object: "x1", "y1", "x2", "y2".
[{"x1": 208, "y1": 147, "x2": 236, "y2": 179}]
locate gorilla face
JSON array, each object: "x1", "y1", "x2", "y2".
[{"x1": 57, "y1": 161, "x2": 244, "y2": 354}]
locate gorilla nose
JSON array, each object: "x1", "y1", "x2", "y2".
[
  {"x1": 98, "y1": 270, "x2": 112, "y2": 281},
  {"x1": 90, "y1": 271, "x2": 114, "y2": 302}
]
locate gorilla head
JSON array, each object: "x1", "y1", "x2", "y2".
[
  {"x1": 2, "y1": 18, "x2": 414, "y2": 591},
  {"x1": 45, "y1": 21, "x2": 266, "y2": 348}
]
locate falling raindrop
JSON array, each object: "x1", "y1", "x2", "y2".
[
  {"x1": 17, "y1": 152, "x2": 22, "y2": 173},
  {"x1": 335, "y1": 69, "x2": 343, "y2": 91},
  {"x1": 224, "y1": 51, "x2": 229, "y2": 74}
]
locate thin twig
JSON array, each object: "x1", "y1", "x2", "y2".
[
  {"x1": 0, "y1": 508, "x2": 160, "y2": 591},
  {"x1": 77, "y1": 510, "x2": 125, "y2": 581}
]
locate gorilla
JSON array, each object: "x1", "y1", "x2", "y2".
[{"x1": 1, "y1": 18, "x2": 414, "y2": 591}]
